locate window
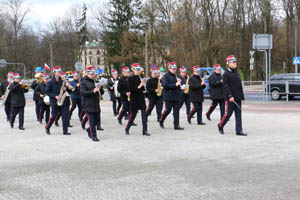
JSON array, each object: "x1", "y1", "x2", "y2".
[
  {"x1": 97, "y1": 58, "x2": 100, "y2": 65},
  {"x1": 89, "y1": 51, "x2": 92, "y2": 55},
  {"x1": 97, "y1": 50, "x2": 100, "y2": 55},
  {"x1": 89, "y1": 58, "x2": 92, "y2": 65}
]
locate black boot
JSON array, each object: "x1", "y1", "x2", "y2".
[
  {"x1": 63, "y1": 132, "x2": 71, "y2": 135},
  {"x1": 159, "y1": 121, "x2": 164, "y2": 129},
  {"x1": 86, "y1": 128, "x2": 92, "y2": 139},
  {"x1": 118, "y1": 118, "x2": 122, "y2": 125},
  {"x1": 45, "y1": 128, "x2": 50, "y2": 135},
  {"x1": 10, "y1": 124, "x2": 14, "y2": 129},
  {"x1": 55, "y1": 121, "x2": 59, "y2": 127},
  {"x1": 68, "y1": 124, "x2": 73, "y2": 128},
  {"x1": 125, "y1": 129, "x2": 130, "y2": 135},
  {"x1": 187, "y1": 117, "x2": 191, "y2": 124},
  {"x1": 19, "y1": 127, "x2": 25, "y2": 130},
  {"x1": 218, "y1": 125, "x2": 224, "y2": 134},
  {"x1": 92, "y1": 136, "x2": 100, "y2": 142},
  {"x1": 97, "y1": 127, "x2": 104, "y2": 131},
  {"x1": 206, "y1": 113, "x2": 211, "y2": 121},
  {"x1": 198, "y1": 122, "x2": 206, "y2": 125},
  {"x1": 132, "y1": 123, "x2": 137, "y2": 126},
  {"x1": 174, "y1": 126, "x2": 184, "y2": 130},
  {"x1": 143, "y1": 131, "x2": 151, "y2": 136},
  {"x1": 81, "y1": 122, "x2": 86, "y2": 130},
  {"x1": 236, "y1": 132, "x2": 247, "y2": 136}
]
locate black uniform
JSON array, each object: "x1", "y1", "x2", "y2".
[
  {"x1": 117, "y1": 76, "x2": 130, "y2": 122},
  {"x1": 0, "y1": 80, "x2": 12, "y2": 121},
  {"x1": 146, "y1": 77, "x2": 163, "y2": 121},
  {"x1": 80, "y1": 76, "x2": 104, "y2": 140},
  {"x1": 218, "y1": 67, "x2": 245, "y2": 134},
  {"x1": 31, "y1": 80, "x2": 41, "y2": 121},
  {"x1": 45, "y1": 78, "x2": 72, "y2": 134},
  {"x1": 188, "y1": 74, "x2": 206, "y2": 124},
  {"x1": 126, "y1": 75, "x2": 148, "y2": 134},
  {"x1": 69, "y1": 79, "x2": 82, "y2": 121},
  {"x1": 160, "y1": 71, "x2": 182, "y2": 129},
  {"x1": 9, "y1": 82, "x2": 28, "y2": 129},
  {"x1": 35, "y1": 81, "x2": 50, "y2": 124},
  {"x1": 178, "y1": 75, "x2": 191, "y2": 116},
  {"x1": 107, "y1": 77, "x2": 122, "y2": 116},
  {"x1": 206, "y1": 72, "x2": 225, "y2": 120}
]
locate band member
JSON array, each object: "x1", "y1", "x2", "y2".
[
  {"x1": 107, "y1": 70, "x2": 122, "y2": 116},
  {"x1": 206, "y1": 64, "x2": 225, "y2": 121},
  {"x1": 178, "y1": 66, "x2": 191, "y2": 117},
  {"x1": 218, "y1": 55, "x2": 247, "y2": 136},
  {"x1": 187, "y1": 66, "x2": 206, "y2": 125},
  {"x1": 69, "y1": 71, "x2": 82, "y2": 122},
  {"x1": 95, "y1": 77, "x2": 105, "y2": 131},
  {"x1": 146, "y1": 67, "x2": 163, "y2": 122},
  {"x1": 125, "y1": 63, "x2": 150, "y2": 136},
  {"x1": 45, "y1": 66, "x2": 72, "y2": 135},
  {"x1": 80, "y1": 66, "x2": 104, "y2": 142},
  {"x1": 0, "y1": 72, "x2": 14, "y2": 121},
  {"x1": 159, "y1": 62, "x2": 184, "y2": 130},
  {"x1": 31, "y1": 71, "x2": 42, "y2": 121},
  {"x1": 9, "y1": 73, "x2": 28, "y2": 130},
  {"x1": 117, "y1": 67, "x2": 131, "y2": 125},
  {"x1": 35, "y1": 73, "x2": 50, "y2": 124}
]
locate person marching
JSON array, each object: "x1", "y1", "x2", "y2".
[
  {"x1": 0, "y1": 72, "x2": 14, "y2": 122},
  {"x1": 31, "y1": 71, "x2": 43, "y2": 122},
  {"x1": 125, "y1": 63, "x2": 150, "y2": 136},
  {"x1": 117, "y1": 67, "x2": 131, "y2": 125},
  {"x1": 178, "y1": 66, "x2": 191, "y2": 118},
  {"x1": 80, "y1": 66, "x2": 103, "y2": 142},
  {"x1": 187, "y1": 66, "x2": 206, "y2": 125},
  {"x1": 107, "y1": 69, "x2": 122, "y2": 116},
  {"x1": 218, "y1": 55, "x2": 247, "y2": 136},
  {"x1": 146, "y1": 67, "x2": 163, "y2": 122},
  {"x1": 45, "y1": 66, "x2": 72, "y2": 135},
  {"x1": 69, "y1": 71, "x2": 82, "y2": 122},
  {"x1": 206, "y1": 64, "x2": 225, "y2": 121},
  {"x1": 9, "y1": 73, "x2": 28, "y2": 130},
  {"x1": 159, "y1": 62, "x2": 184, "y2": 130},
  {"x1": 35, "y1": 73, "x2": 51, "y2": 124}
]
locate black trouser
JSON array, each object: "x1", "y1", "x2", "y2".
[
  {"x1": 10, "y1": 106, "x2": 24, "y2": 128},
  {"x1": 70, "y1": 98, "x2": 82, "y2": 121},
  {"x1": 146, "y1": 97, "x2": 163, "y2": 121},
  {"x1": 4, "y1": 102, "x2": 11, "y2": 120},
  {"x1": 112, "y1": 97, "x2": 122, "y2": 115},
  {"x1": 39, "y1": 104, "x2": 50, "y2": 124},
  {"x1": 160, "y1": 100, "x2": 181, "y2": 128},
  {"x1": 180, "y1": 94, "x2": 191, "y2": 116},
  {"x1": 34, "y1": 100, "x2": 40, "y2": 121},
  {"x1": 218, "y1": 100, "x2": 243, "y2": 133},
  {"x1": 118, "y1": 99, "x2": 130, "y2": 120},
  {"x1": 46, "y1": 103, "x2": 70, "y2": 133},
  {"x1": 86, "y1": 112, "x2": 100, "y2": 138},
  {"x1": 126, "y1": 108, "x2": 147, "y2": 133},
  {"x1": 206, "y1": 99, "x2": 225, "y2": 120},
  {"x1": 188, "y1": 102, "x2": 203, "y2": 124}
]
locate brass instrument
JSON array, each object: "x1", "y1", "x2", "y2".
[
  {"x1": 157, "y1": 77, "x2": 162, "y2": 97},
  {"x1": 184, "y1": 75, "x2": 190, "y2": 94},
  {"x1": 57, "y1": 80, "x2": 66, "y2": 106},
  {"x1": 1, "y1": 86, "x2": 10, "y2": 106},
  {"x1": 95, "y1": 81, "x2": 102, "y2": 102}
]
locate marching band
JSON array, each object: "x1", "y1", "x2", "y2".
[{"x1": 0, "y1": 55, "x2": 247, "y2": 142}]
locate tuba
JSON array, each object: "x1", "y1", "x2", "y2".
[
  {"x1": 57, "y1": 80, "x2": 66, "y2": 106},
  {"x1": 184, "y1": 75, "x2": 190, "y2": 94}
]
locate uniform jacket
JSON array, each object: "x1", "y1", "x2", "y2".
[
  {"x1": 35, "y1": 82, "x2": 48, "y2": 106},
  {"x1": 0, "y1": 80, "x2": 12, "y2": 104},
  {"x1": 188, "y1": 74, "x2": 206, "y2": 102},
  {"x1": 223, "y1": 68, "x2": 245, "y2": 101},
  {"x1": 31, "y1": 80, "x2": 39, "y2": 101},
  {"x1": 46, "y1": 77, "x2": 71, "y2": 106},
  {"x1": 9, "y1": 82, "x2": 28, "y2": 107},
  {"x1": 128, "y1": 75, "x2": 146, "y2": 111},
  {"x1": 117, "y1": 76, "x2": 130, "y2": 101},
  {"x1": 69, "y1": 79, "x2": 81, "y2": 100},
  {"x1": 146, "y1": 77, "x2": 161, "y2": 100},
  {"x1": 162, "y1": 71, "x2": 181, "y2": 102},
  {"x1": 208, "y1": 72, "x2": 224, "y2": 100},
  {"x1": 107, "y1": 77, "x2": 119, "y2": 101}
]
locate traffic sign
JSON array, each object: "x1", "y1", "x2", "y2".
[
  {"x1": 97, "y1": 69, "x2": 103, "y2": 75},
  {"x1": 250, "y1": 64, "x2": 254, "y2": 70},
  {"x1": 250, "y1": 51, "x2": 255, "y2": 57},
  {"x1": 293, "y1": 57, "x2": 300, "y2": 65},
  {"x1": 0, "y1": 59, "x2": 7, "y2": 68},
  {"x1": 75, "y1": 61, "x2": 84, "y2": 71},
  {"x1": 250, "y1": 58, "x2": 255, "y2": 65}
]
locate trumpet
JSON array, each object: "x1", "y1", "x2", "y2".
[
  {"x1": 20, "y1": 81, "x2": 29, "y2": 90},
  {"x1": 184, "y1": 75, "x2": 190, "y2": 94}
]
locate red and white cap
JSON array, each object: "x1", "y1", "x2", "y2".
[
  {"x1": 122, "y1": 67, "x2": 131, "y2": 73},
  {"x1": 53, "y1": 66, "x2": 62, "y2": 73},
  {"x1": 192, "y1": 65, "x2": 200, "y2": 72},
  {"x1": 225, "y1": 55, "x2": 237, "y2": 65},
  {"x1": 151, "y1": 68, "x2": 160, "y2": 74},
  {"x1": 13, "y1": 73, "x2": 21, "y2": 79},
  {"x1": 86, "y1": 66, "x2": 96, "y2": 75},
  {"x1": 60, "y1": 72, "x2": 67, "y2": 78},
  {"x1": 168, "y1": 62, "x2": 177, "y2": 69},
  {"x1": 7, "y1": 72, "x2": 14, "y2": 77},
  {"x1": 111, "y1": 69, "x2": 118, "y2": 75},
  {"x1": 42, "y1": 73, "x2": 49, "y2": 79},
  {"x1": 72, "y1": 71, "x2": 79, "y2": 76},
  {"x1": 131, "y1": 63, "x2": 142, "y2": 71},
  {"x1": 180, "y1": 66, "x2": 187, "y2": 73},
  {"x1": 213, "y1": 64, "x2": 222, "y2": 70}
]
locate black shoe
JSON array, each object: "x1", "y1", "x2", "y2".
[
  {"x1": 63, "y1": 132, "x2": 71, "y2": 135},
  {"x1": 86, "y1": 128, "x2": 92, "y2": 138},
  {"x1": 92, "y1": 137, "x2": 100, "y2": 142},
  {"x1": 39, "y1": 119, "x2": 42, "y2": 124},
  {"x1": 55, "y1": 122, "x2": 59, "y2": 127},
  {"x1": 198, "y1": 122, "x2": 206, "y2": 125},
  {"x1": 97, "y1": 127, "x2": 104, "y2": 131},
  {"x1": 236, "y1": 132, "x2": 247, "y2": 136},
  {"x1": 157, "y1": 119, "x2": 160, "y2": 122},
  {"x1": 19, "y1": 127, "x2": 25, "y2": 130},
  {"x1": 159, "y1": 121, "x2": 164, "y2": 129},
  {"x1": 125, "y1": 129, "x2": 130, "y2": 135},
  {"x1": 114, "y1": 113, "x2": 118, "y2": 117},
  {"x1": 218, "y1": 125, "x2": 224, "y2": 134},
  {"x1": 45, "y1": 128, "x2": 50, "y2": 135},
  {"x1": 132, "y1": 123, "x2": 137, "y2": 126},
  {"x1": 143, "y1": 131, "x2": 151, "y2": 136},
  {"x1": 206, "y1": 114, "x2": 211, "y2": 121},
  {"x1": 174, "y1": 126, "x2": 184, "y2": 130},
  {"x1": 118, "y1": 118, "x2": 122, "y2": 125},
  {"x1": 68, "y1": 124, "x2": 73, "y2": 128},
  {"x1": 187, "y1": 117, "x2": 191, "y2": 124},
  {"x1": 81, "y1": 122, "x2": 86, "y2": 130},
  {"x1": 10, "y1": 124, "x2": 14, "y2": 129}
]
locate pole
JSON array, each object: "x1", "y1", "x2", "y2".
[
  {"x1": 145, "y1": 23, "x2": 149, "y2": 78},
  {"x1": 50, "y1": 42, "x2": 53, "y2": 70},
  {"x1": 265, "y1": 50, "x2": 268, "y2": 101},
  {"x1": 268, "y1": 49, "x2": 271, "y2": 102},
  {"x1": 295, "y1": 21, "x2": 298, "y2": 73}
]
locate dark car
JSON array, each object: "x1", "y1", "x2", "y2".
[{"x1": 269, "y1": 73, "x2": 300, "y2": 100}]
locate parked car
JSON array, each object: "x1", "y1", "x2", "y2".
[{"x1": 269, "y1": 73, "x2": 300, "y2": 100}]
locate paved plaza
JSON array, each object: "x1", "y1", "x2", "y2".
[{"x1": 1, "y1": 100, "x2": 300, "y2": 200}]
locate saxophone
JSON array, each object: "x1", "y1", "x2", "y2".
[
  {"x1": 184, "y1": 75, "x2": 190, "y2": 94},
  {"x1": 57, "y1": 80, "x2": 66, "y2": 106},
  {"x1": 157, "y1": 77, "x2": 162, "y2": 97}
]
